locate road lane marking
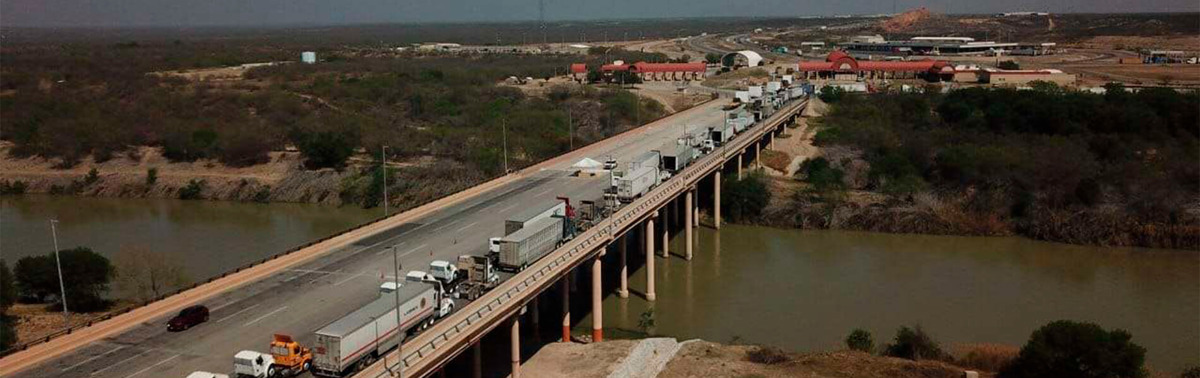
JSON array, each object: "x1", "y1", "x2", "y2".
[
  {"x1": 432, "y1": 220, "x2": 457, "y2": 232},
  {"x1": 333, "y1": 272, "x2": 361, "y2": 286},
  {"x1": 244, "y1": 306, "x2": 289, "y2": 327},
  {"x1": 455, "y1": 221, "x2": 478, "y2": 232},
  {"x1": 63, "y1": 345, "x2": 126, "y2": 371},
  {"x1": 404, "y1": 243, "x2": 430, "y2": 258},
  {"x1": 124, "y1": 354, "x2": 178, "y2": 378},
  {"x1": 376, "y1": 241, "x2": 406, "y2": 255},
  {"x1": 498, "y1": 203, "x2": 519, "y2": 213},
  {"x1": 215, "y1": 304, "x2": 260, "y2": 323},
  {"x1": 91, "y1": 349, "x2": 151, "y2": 376}
]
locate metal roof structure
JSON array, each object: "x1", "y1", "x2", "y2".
[
  {"x1": 721, "y1": 51, "x2": 763, "y2": 68},
  {"x1": 798, "y1": 52, "x2": 951, "y2": 73}
]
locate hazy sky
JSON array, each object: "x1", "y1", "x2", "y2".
[{"x1": 2, "y1": 0, "x2": 1196, "y2": 27}]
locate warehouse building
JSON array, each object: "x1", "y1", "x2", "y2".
[
  {"x1": 839, "y1": 36, "x2": 1028, "y2": 57},
  {"x1": 797, "y1": 51, "x2": 953, "y2": 81},
  {"x1": 979, "y1": 69, "x2": 1076, "y2": 87}
]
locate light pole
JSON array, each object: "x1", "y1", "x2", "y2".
[
  {"x1": 568, "y1": 108, "x2": 574, "y2": 151},
  {"x1": 49, "y1": 219, "x2": 68, "y2": 322},
  {"x1": 382, "y1": 146, "x2": 389, "y2": 217},
  {"x1": 391, "y1": 245, "x2": 404, "y2": 378},
  {"x1": 502, "y1": 118, "x2": 509, "y2": 174}
]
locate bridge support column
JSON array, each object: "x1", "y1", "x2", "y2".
[
  {"x1": 685, "y1": 190, "x2": 694, "y2": 261},
  {"x1": 472, "y1": 341, "x2": 482, "y2": 378},
  {"x1": 660, "y1": 207, "x2": 669, "y2": 258},
  {"x1": 714, "y1": 171, "x2": 722, "y2": 229},
  {"x1": 769, "y1": 130, "x2": 776, "y2": 150},
  {"x1": 646, "y1": 217, "x2": 656, "y2": 302},
  {"x1": 755, "y1": 141, "x2": 761, "y2": 170},
  {"x1": 592, "y1": 255, "x2": 603, "y2": 342},
  {"x1": 531, "y1": 296, "x2": 540, "y2": 341},
  {"x1": 511, "y1": 317, "x2": 521, "y2": 378},
  {"x1": 618, "y1": 234, "x2": 628, "y2": 298},
  {"x1": 560, "y1": 277, "x2": 570, "y2": 342},
  {"x1": 693, "y1": 188, "x2": 700, "y2": 228}
]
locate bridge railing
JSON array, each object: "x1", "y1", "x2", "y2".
[{"x1": 358, "y1": 95, "x2": 808, "y2": 378}]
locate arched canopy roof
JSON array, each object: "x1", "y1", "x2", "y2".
[{"x1": 721, "y1": 50, "x2": 763, "y2": 67}]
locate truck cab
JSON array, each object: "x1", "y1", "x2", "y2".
[
  {"x1": 429, "y1": 260, "x2": 457, "y2": 284},
  {"x1": 489, "y1": 237, "x2": 502, "y2": 253},
  {"x1": 234, "y1": 350, "x2": 274, "y2": 378}
]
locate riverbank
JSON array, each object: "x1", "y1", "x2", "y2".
[
  {"x1": 521, "y1": 338, "x2": 985, "y2": 378},
  {"x1": 743, "y1": 99, "x2": 1199, "y2": 251}
]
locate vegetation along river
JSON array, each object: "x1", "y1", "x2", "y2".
[{"x1": 580, "y1": 225, "x2": 1199, "y2": 373}]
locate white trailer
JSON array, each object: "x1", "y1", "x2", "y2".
[
  {"x1": 504, "y1": 202, "x2": 567, "y2": 236},
  {"x1": 710, "y1": 124, "x2": 735, "y2": 147},
  {"x1": 312, "y1": 282, "x2": 452, "y2": 377},
  {"x1": 614, "y1": 165, "x2": 660, "y2": 202},
  {"x1": 656, "y1": 140, "x2": 695, "y2": 173},
  {"x1": 628, "y1": 151, "x2": 661, "y2": 171},
  {"x1": 498, "y1": 216, "x2": 567, "y2": 271}
]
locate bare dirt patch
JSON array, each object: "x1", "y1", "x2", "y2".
[
  {"x1": 659, "y1": 341, "x2": 974, "y2": 378},
  {"x1": 519, "y1": 340, "x2": 638, "y2": 378}
]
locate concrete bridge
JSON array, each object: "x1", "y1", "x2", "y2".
[
  {"x1": 356, "y1": 97, "x2": 808, "y2": 378},
  {"x1": 0, "y1": 94, "x2": 805, "y2": 378}
]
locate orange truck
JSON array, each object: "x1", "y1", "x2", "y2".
[{"x1": 233, "y1": 334, "x2": 312, "y2": 377}]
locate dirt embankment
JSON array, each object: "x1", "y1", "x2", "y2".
[
  {"x1": 0, "y1": 143, "x2": 352, "y2": 205},
  {"x1": 522, "y1": 339, "x2": 982, "y2": 378}
]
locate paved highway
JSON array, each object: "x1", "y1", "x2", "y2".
[{"x1": 11, "y1": 100, "x2": 730, "y2": 378}]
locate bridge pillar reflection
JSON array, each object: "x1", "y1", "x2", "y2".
[
  {"x1": 591, "y1": 255, "x2": 603, "y2": 342},
  {"x1": 685, "y1": 190, "x2": 693, "y2": 261},
  {"x1": 510, "y1": 317, "x2": 521, "y2": 378},
  {"x1": 714, "y1": 170, "x2": 722, "y2": 229},
  {"x1": 692, "y1": 188, "x2": 700, "y2": 228},
  {"x1": 646, "y1": 215, "x2": 656, "y2": 302},
  {"x1": 560, "y1": 276, "x2": 570, "y2": 342},
  {"x1": 659, "y1": 208, "x2": 669, "y2": 258}
]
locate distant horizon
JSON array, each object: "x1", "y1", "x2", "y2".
[
  {"x1": 2, "y1": 10, "x2": 1198, "y2": 30},
  {"x1": 3, "y1": 0, "x2": 1197, "y2": 28}
]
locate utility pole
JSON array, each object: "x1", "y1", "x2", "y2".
[
  {"x1": 50, "y1": 219, "x2": 68, "y2": 323},
  {"x1": 392, "y1": 246, "x2": 403, "y2": 378},
  {"x1": 502, "y1": 118, "x2": 509, "y2": 174},
  {"x1": 382, "y1": 146, "x2": 389, "y2": 217},
  {"x1": 568, "y1": 107, "x2": 574, "y2": 150}
]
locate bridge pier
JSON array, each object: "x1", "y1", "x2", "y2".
[
  {"x1": 618, "y1": 234, "x2": 628, "y2": 298},
  {"x1": 511, "y1": 317, "x2": 521, "y2": 378},
  {"x1": 714, "y1": 170, "x2": 722, "y2": 229},
  {"x1": 769, "y1": 129, "x2": 776, "y2": 150},
  {"x1": 560, "y1": 277, "x2": 570, "y2": 342},
  {"x1": 755, "y1": 141, "x2": 761, "y2": 170},
  {"x1": 692, "y1": 188, "x2": 700, "y2": 228},
  {"x1": 472, "y1": 341, "x2": 482, "y2": 378},
  {"x1": 645, "y1": 216, "x2": 656, "y2": 302},
  {"x1": 685, "y1": 190, "x2": 693, "y2": 261},
  {"x1": 659, "y1": 208, "x2": 669, "y2": 258},
  {"x1": 531, "y1": 296, "x2": 540, "y2": 341},
  {"x1": 737, "y1": 153, "x2": 743, "y2": 179},
  {"x1": 592, "y1": 255, "x2": 603, "y2": 342}
]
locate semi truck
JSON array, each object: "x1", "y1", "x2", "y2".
[
  {"x1": 311, "y1": 281, "x2": 453, "y2": 377},
  {"x1": 497, "y1": 216, "x2": 568, "y2": 272},
  {"x1": 456, "y1": 254, "x2": 500, "y2": 300},
  {"x1": 491, "y1": 202, "x2": 568, "y2": 253},
  {"x1": 613, "y1": 165, "x2": 660, "y2": 202},
  {"x1": 656, "y1": 140, "x2": 696, "y2": 173},
  {"x1": 233, "y1": 334, "x2": 312, "y2": 378},
  {"x1": 710, "y1": 124, "x2": 735, "y2": 147}
]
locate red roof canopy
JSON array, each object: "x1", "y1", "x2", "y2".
[
  {"x1": 629, "y1": 62, "x2": 706, "y2": 73},
  {"x1": 799, "y1": 52, "x2": 950, "y2": 73},
  {"x1": 570, "y1": 63, "x2": 587, "y2": 73}
]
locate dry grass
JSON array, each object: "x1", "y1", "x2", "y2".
[
  {"x1": 952, "y1": 343, "x2": 1019, "y2": 372},
  {"x1": 760, "y1": 150, "x2": 791, "y2": 173}
]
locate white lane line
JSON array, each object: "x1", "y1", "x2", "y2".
[
  {"x1": 243, "y1": 306, "x2": 289, "y2": 327},
  {"x1": 91, "y1": 349, "x2": 151, "y2": 376},
  {"x1": 215, "y1": 304, "x2": 260, "y2": 323},
  {"x1": 333, "y1": 272, "x2": 361, "y2": 286},
  {"x1": 498, "y1": 203, "x2": 519, "y2": 213},
  {"x1": 403, "y1": 243, "x2": 430, "y2": 258},
  {"x1": 63, "y1": 345, "x2": 126, "y2": 371},
  {"x1": 124, "y1": 354, "x2": 179, "y2": 378},
  {"x1": 432, "y1": 220, "x2": 457, "y2": 232},
  {"x1": 455, "y1": 221, "x2": 478, "y2": 232}
]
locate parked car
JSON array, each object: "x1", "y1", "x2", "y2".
[{"x1": 168, "y1": 305, "x2": 209, "y2": 331}]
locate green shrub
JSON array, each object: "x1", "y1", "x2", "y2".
[
  {"x1": 801, "y1": 157, "x2": 845, "y2": 192},
  {"x1": 295, "y1": 130, "x2": 358, "y2": 170},
  {"x1": 179, "y1": 179, "x2": 205, "y2": 200},
  {"x1": 846, "y1": 328, "x2": 874, "y2": 353},
  {"x1": 84, "y1": 168, "x2": 100, "y2": 185},
  {"x1": 999, "y1": 320, "x2": 1146, "y2": 378},
  {"x1": 13, "y1": 247, "x2": 114, "y2": 312},
  {"x1": 722, "y1": 172, "x2": 771, "y2": 222},
  {"x1": 0, "y1": 180, "x2": 27, "y2": 195},
  {"x1": 746, "y1": 345, "x2": 790, "y2": 365},
  {"x1": 998, "y1": 60, "x2": 1020, "y2": 70},
  {"x1": 883, "y1": 325, "x2": 946, "y2": 361},
  {"x1": 253, "y1": 186, "x2": 271, "y2": 203},
  {"x1": 819, "y1": 85, "x2": 847, "y2": 103},
  {"x1": 146, "y1": 168, "x2": 158, "y2": 186}
]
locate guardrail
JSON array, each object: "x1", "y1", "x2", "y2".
[{"x1": 359, "y1": 96, "x2": 808, "y2": 378}]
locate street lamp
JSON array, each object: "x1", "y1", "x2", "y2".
[
  {"x1": 382, "y1": 146, "x2": 389, "y2": 217},
  {"x1": 391, "y1": 245, "x2": 404, "y2": 378},
  {"x1": 502, "y1": 118, "x2": 509, "y2": 174},
  {"x1": 49, "y1": 219, "x2": 69, "y2": 322}
]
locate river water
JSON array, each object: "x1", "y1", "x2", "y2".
[
  {"x1": 4, "y1": 196, "x2": 1197, "y2": 373},
  {"x1": 585, "y1": 225, "x2": 1199, "y2": 374},
  {"x1": 0, "y1": 195, "x2": 377, "y2": 288}
]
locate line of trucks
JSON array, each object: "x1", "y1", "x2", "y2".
[{"x1": 194, "y1": 95, "x2": 800, "y2": 378}]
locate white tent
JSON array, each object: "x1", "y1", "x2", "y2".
[{"x1": 572, "y1": 158, "x2": 604, "y2": 169}]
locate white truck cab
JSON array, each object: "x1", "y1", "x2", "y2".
[
  {"x1": 405, "y1": 270, "x2": 436, "y2": 283},
  {"x1": 379, "y1": 281, "x2": 401, "y2": 294},
  {"x1": 429, "y1": 260, "x2": 458, "y2": 284},
  {"x1": 233, "y1": 350, "x2": 274, "y2": 378},
  {"x1": 489, "y1": 237, "x2": 502, "y2": 253}
]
